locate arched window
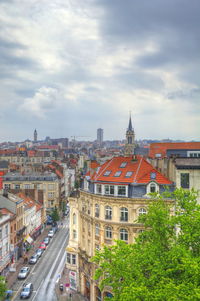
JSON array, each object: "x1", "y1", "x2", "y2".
[
  {"x1": 105, "y1": 206, "x2": 112, "y2": 220},
  {"x1": 105, "y1": 226, "x2": 112, "y2": 239},
  {"x1": 128, "y1": 136, "x2": 132, "y2": 144},
  {"x1": 120, "y1": 229, "x2": 128, "y2": 241},
  {"x1": 120, "y1": 207, "x2": 128, "y2": 221},
  {"x1": 73, "y1": 229, "x2": 77, "y2": 239},
  {"x1": 95, "y1": 223, "x2": 100, "y2": 236},
  {"x1": 73, "y1": 213, "x2": 76, "y2": 225},
  {"x1": 95, "y1": 204, "x2": 100, "y2": 218},
  {"x1": 150, "y1": 183, "x2": 156, "y2": 193},
  {"x1": 138, "y1": 208, "x2": 147, "y2": 215}
]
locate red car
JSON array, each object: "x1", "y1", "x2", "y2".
[{"x1": 39, "y1": 243, "x2": 46, "y2": 250}]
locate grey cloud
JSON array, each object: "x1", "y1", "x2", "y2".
[{"x1": 167, "y1": 88, "x2": 200, "y2": 100}]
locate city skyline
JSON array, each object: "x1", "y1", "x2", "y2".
[{"x1": 0, "y1": 0, "x2": 200, "y2": 142}]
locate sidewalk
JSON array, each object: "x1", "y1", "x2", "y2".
[
  {"x1": 56, "y1": 267, "x2": 87, "y2": 301},
  {"x1": 6, "y1": 226, "x2": 50, "y2": 289}
]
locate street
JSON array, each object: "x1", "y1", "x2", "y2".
[{"x1": 12, "y1": 217, "x2": 69, "y2": 301}]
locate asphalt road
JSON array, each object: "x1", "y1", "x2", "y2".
[{"x1": 12, "y1": 217, "x2": 69, "y2": 301}]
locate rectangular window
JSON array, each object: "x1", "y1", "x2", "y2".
[
  {"x1": 96, "y1": 184, "x2": 102, "y2": 194},
  {"x1": 118, "y1": 186, "x2": 126, "y2": 196},
  {"x1": 48, "y1": 184, "x2": 55, "y2": 190},
  {"x1": 24, "y1": 184, "x2": 31, "y2": 189},
  {"x1": 72, "y1": 254, "x2": 76, "y2": 265},
  {"x1": 15, "y1": 184, "x2": 20, "y2": 190},
  {"x1": 0, "y1": 228, "x2": 2, "y2": 239},
  {"x1": 67, "y1": 253, "x2": 71, "y2": 264},
  {"x1": 5, "y1": 225, "x2": 8, "y2": 236},
  {"x1": 48, "y1": 192, "x2": 55, "y2": 199},
  {"x1": 110, "y1": 185, "x2": 114, "y2": 195},
  {"x1": 181, "y1": 173, "x2": 189, "y2": 188},
  {"x1": 105, "y1": 185, "x2": 114, "y2": 195},
  {"x1": 4, "y1": 184, "x2": 10, "y2": 190}
]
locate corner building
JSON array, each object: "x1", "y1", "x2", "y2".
[{"x1": 66, "y1": 120, "x2": 174, "y2": 300}]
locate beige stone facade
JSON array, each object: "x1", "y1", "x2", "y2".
[
  {"x1": 150, "y1": 157, "x2": 200, "y2": 202},
  {"x1": 66, "y1": 190, "x2": 171, "y2": 300}
]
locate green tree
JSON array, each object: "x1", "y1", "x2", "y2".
[
  {"x1": 93, "y1": 189, "x2": 200, "y2": 301},
  {"x1": 51, "y1": 206, "x2": 60, "y2": 222},
  {"x1": 0, "y1": 276, "x2": 7, "y2": 300}
]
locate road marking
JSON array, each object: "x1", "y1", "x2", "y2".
[{"x1": 32, "y1": 278, "x2": 44, "y2": 301}]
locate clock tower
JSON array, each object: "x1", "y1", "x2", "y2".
[{"x1": 124, "y1": 115, "x2": 135, "y2": 156}]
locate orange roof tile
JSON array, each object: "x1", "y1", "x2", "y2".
[
  {"x1": 90, "y1": 155, "x2": 172, "y2": 185},
  {"x1": 149, "y1": 142, "x2": 200, "y2": 158}
]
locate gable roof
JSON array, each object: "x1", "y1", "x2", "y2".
[{"x1": 90, "y1": 155, "x2": 172, "y2": 185}]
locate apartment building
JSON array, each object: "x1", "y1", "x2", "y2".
[
  {"x1": 0, "y1": 211, "x2": 11, "y2": 276},
  {"x1": 66, "y1": 154, "x2": 174, "y2": 300},
  {"x1": 2, "y1": 172, "x2": 60, "y2": 213}
]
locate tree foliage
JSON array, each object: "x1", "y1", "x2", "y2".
[
  {"x1": 93, "y1": 189, "x2": 200, "y2": 300},
  {"x1": 0, "y1": 276, "x2": 7, "y2": 300},
  {"x1": 51, "y1": 206, "x2": 60, "y2": 222}
]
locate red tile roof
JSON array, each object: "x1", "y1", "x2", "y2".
[
  {"x1": 149, "y1": 142, "x2": 200, "y2": 158},
  {"x1": 90, "y1": 161, "x2": 99, "y2": 169},
  {"x1": 90, "y1": 155, "x2": 172, "y2": 185}
]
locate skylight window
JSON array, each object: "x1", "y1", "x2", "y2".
[
  {"x1": 114, "y1": 171, "x2": 122, "y2": 177},
  {"x1": 104, "y1": 170, "x2": 111, "y2": 176},
  {"x1": 120, "y1": 162, "x2": 127, "y2": 168},
  {"x1": 125, "y1": 171, "x2": 133, "y2": 178}
]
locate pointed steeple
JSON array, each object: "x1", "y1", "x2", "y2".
[
  {"x1": 128, "y1": 115, "x2": 133, "y2": 131},
  {"x1": 124, "y1": 114, "x2": 135, "y2": 156}
]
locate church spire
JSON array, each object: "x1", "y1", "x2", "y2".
[
  {"x1": 124, "y1": 114, "x2": 135, "y2": 156},
  {"x1": 128, "y1": 116, "x2": 133, "y2": 131}
]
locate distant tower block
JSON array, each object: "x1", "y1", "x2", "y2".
[
  {"x1": 34, "y1": 129, "x2": 37, "y2": 142},
  {"x1": 124, "y1": 115, "x2": 135, "y2": 156},
  {"x1": 97, "y1": 128, "x2": 103, "y2": 146}
]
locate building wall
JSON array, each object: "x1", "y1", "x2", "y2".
[
  {"x1": 0, "y1": 216, "x2": 11, "y2": 274},
  {"x1": 66, "y1": 190, "x2": 172, "y2": 300},
  {"x1": 3, "y1": 180, "x2": 60, "y2": 211},
  {"x1": 176, "y1": 169, "x2": 200, "y2": 194}
]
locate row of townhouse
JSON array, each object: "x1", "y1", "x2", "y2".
[{"x1": 0, "y1": 190, "x2": 44, "y2": 277}]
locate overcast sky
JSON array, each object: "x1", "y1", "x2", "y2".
[{"x1": 0, "y1": 0, "x2": 199, "y2": 142}]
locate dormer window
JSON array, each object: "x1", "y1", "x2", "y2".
[
  {"x1": 104, "y1": 170, "x2": 111, "y2": 176},
  {"x1": 120, "y1": 162, "x2": 127, "y2": 168},
  {"x1": 150, "y1": 172, "x2": 156, "y2": 180},
  {"x1": 125, "y1": 171, "x2": 133, "y2": 178},
  {"x1": 114, "y1": 171, "x2": 122, "y2": 177}
]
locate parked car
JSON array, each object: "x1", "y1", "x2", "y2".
[
  {"x1": 35, "y1": 248, "x2": 43, "y2": 257},
  {"x1": 28, "y1": 254, "x2": 38, "y2": 264},
  {"x1": 18, "y1": 267, "x2": 30, "y2": 279},
  {"x1": 39, "y1": 243, "x2": 46, "y2": 250},
  {"x1": 48, "y1": 230, "x2": 54, "y2": 238},
  {"x1": 43, "y1": 237, "x2": 50, "y2": 245},
  {"x1": 20, "y1": 283, "x2": 33, "y2": 299}
]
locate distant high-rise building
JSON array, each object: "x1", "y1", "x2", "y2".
[
  {"x1": 34, "y1": 129, "x2": 37, "y2": 142},
  {"x1": 97, "y1": 128, "x2": 103, "y2": 145}
]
